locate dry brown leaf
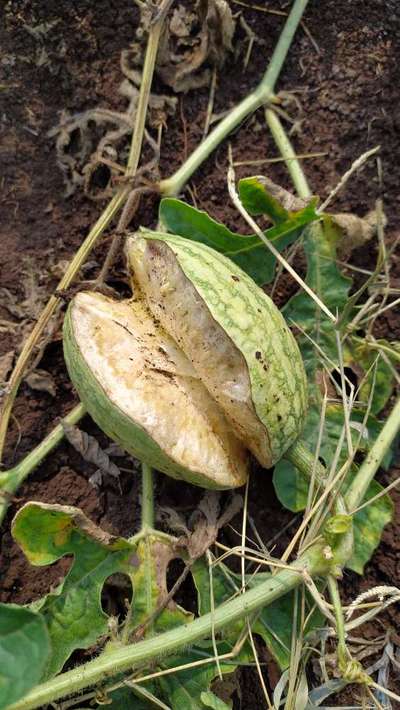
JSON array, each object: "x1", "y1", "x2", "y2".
[
  {"x1": 25, "y1": 368, "x2": 56, "y2": 397},
  {"x1": 62, "y1": 421, "x2": 121, "y2": 480},
  {"x1": 50, "y1": 71, "x2": 176, "y2": 197},
  {"x1": 162, "y1": 491, "x2": 243, "y2": 561},
  {"x1": 155, "y1": 0, "x2": 235, "y2": 93},
  {"x1": 0, "y1": 350, "x2": 14, "y2": 384},
  {"x1": 255, "y1": 177, "x2": 382, "y2": 260},
  {"x1": 332, "y1": 210, "x2": 385, "y2": 259}
]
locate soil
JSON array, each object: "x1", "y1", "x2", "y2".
[{"x1": 1, "y1": 1, "x2": 400, "y2": 708}]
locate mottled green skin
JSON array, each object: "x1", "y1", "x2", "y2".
[
  {"x1": 63, "y1": 305, "x2": 234, "y2": 490},
  {"x1": 140, "y1": 231, "x2": 308, "y2": 465}
]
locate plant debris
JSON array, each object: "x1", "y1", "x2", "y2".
[
  {"x1": 129, "y1": 0, "x2": 235, "y2": 93},
  {"x1": 160, "y1": 490, "x2": 243, "y2": 560},
  {"x1": 25, "y1": 369, "x2": 56, "y2": 397},
  {"x1": 61, "y1": 422, "x2": 122, "y2": 483},
  {"x1": 0, "y1": 351, "x2": 14, "y2": 386},
  {"x1": 331, "y1": 209, "x2": 385, "y2": 258},
  {"x1": 50, "y1": 56, "x2": 176, "y2": 198}
]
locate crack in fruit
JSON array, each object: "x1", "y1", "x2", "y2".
[{"x1": 63, "y1": 233, "x2": 308, "y2": 489}]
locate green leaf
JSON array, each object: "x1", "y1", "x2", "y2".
[
  {"x1": 273, "y1": 459, "x2": 308, "y2": 512},
  {"x1": 12, "y1": 502, "x2": 138, "y2": 678},
  {"x1": 238, "y1": 176, "x2": 289, "y2": 221},
  {"x1": 192, "y1": 559, "x2": 322, "y2": 671},
  {"x1": 158, "y1": 649, "x2": 235, "y2": 710},
  {"x1": 273, "y1": 401, "x2": 389, "y2": 510},
  {"x1": 252, "y1": 583, "x2": 323, "y2": 670},
  {"x1": 346, "y1": 339, "x2": 394, "y2": 415},
  {"x1": 346, "y1": 478, "x2": 394, "y2": 574},
  {"x1": 278, "y1": 214, "x2": 395, "y2": 570},
  {"x1": 0, "y1": 603, "x2": 50, "y2": 709},
  {"x1": 273, "y1": 463, "x2": 393, "y2": 575},
  {"x1": 13, "y1": 504, "x2": 194, "y2": 679},
  {"x1": 158, "y1": 197, "x2": 317, "y2": 286},
  {"x1": 297, "y1": 400, "x2": 389, "y2": 471},
  {"x1": 201, "y1": 690, "x2": 232, "y2": 709},
  {"x1": 108, "y1": 685, "x2": 156, "y2": 709},
  {"x1": 284, "y1": 220, "x2": 351, "y2": 376},
  {"x1": 150, "y1": 561, "x2": 249, "y2": 709}
]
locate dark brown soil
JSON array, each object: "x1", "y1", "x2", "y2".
[{"x1": 1, "y1": 1, "x2": 400, "y2": 707}]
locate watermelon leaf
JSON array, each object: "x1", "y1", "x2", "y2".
[
  {"x1": 0, "y1": 603, "x2": 50, "y2": 709},
  {"x1": 12, "y1": 503, "x2": 190, "y2": 678},
  {"x1": 159, "y1": 194, "x2": 318, "y2": 286}
]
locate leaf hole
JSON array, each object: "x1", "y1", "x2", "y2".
[
  {"x1": 101, "y1": 573, "x2": 133, "y2": 622},
  {"x1": 330, "y1": 366, "x2": 358, "y2": 397},
  {"x1": 166, "y1": 558, "x2": 198, "y2": 615}
]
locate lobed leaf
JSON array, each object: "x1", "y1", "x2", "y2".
[
  {"x1": 11, "y1": 503, "x2": 239, "y2": 705},
  {"x1": 13, "y1": 503, "x2": 193, "y2": 677},
  {"x1": 12, "y1": 502, "x2": 136, "y2": 678}
]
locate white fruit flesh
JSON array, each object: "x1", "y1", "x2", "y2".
[
  {"x1": 67, "y1": 292, "x2": 248, "y2": 488},
  {"x1": 128, "y1": 237, "x2": 271, "y2": 465}
]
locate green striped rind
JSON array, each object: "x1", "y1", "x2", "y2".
[
  {"x1": 63, "y1": 305, "x2": 232, "y2": 490},
  {"x1": 139, "y1": 231, "x2": 308, "y2": 464}
]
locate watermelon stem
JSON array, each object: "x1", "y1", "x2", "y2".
[
  {"x1": 159, "y1": 0, "x2": 310, "y2": 197},
  {"x1": 0, "y1": 403, "x2": 86, "y2": 526},
  {"x1": 141, "y1": 463, "x2": 155, "y2": 531}
]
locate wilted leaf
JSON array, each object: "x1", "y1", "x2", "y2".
[
  {"x1": 329, "y1": 209, "x2": 382, "y2": 259},
  {"x1": 158, "y1": 196, "x2": 317, "y2": 285},
  {"x1": 0, "y1": 603, "x2": 50, "y2": 709},
  {"x1": 238, "y1": 176, "x2": 291, "y2": 222},
  {"x1": 62, "y1": 421, "x2": 121, "y2": 480},
  {"x1": 25, "y1": 368, "x2": 56, "y2": 397},
  {"x1": 241, "y1": 175, "x2": 312, "y2": 211},
  {"x1": 156, "y1": 0, "x2": 235, "y2": 92},
  {"x1": 293, "y1": 671, "x2": 309, "y2": 710},
  {"x1": 127, "y1": 535, "x2": 192, "y2": 638}
]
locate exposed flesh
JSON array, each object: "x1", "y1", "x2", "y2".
[
  {"x1": 127, "y1": 237, "x2": 271, "y2": 466},
  {"x1": 69, "y1": 292, "x2": 248, "y2": 487}
]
